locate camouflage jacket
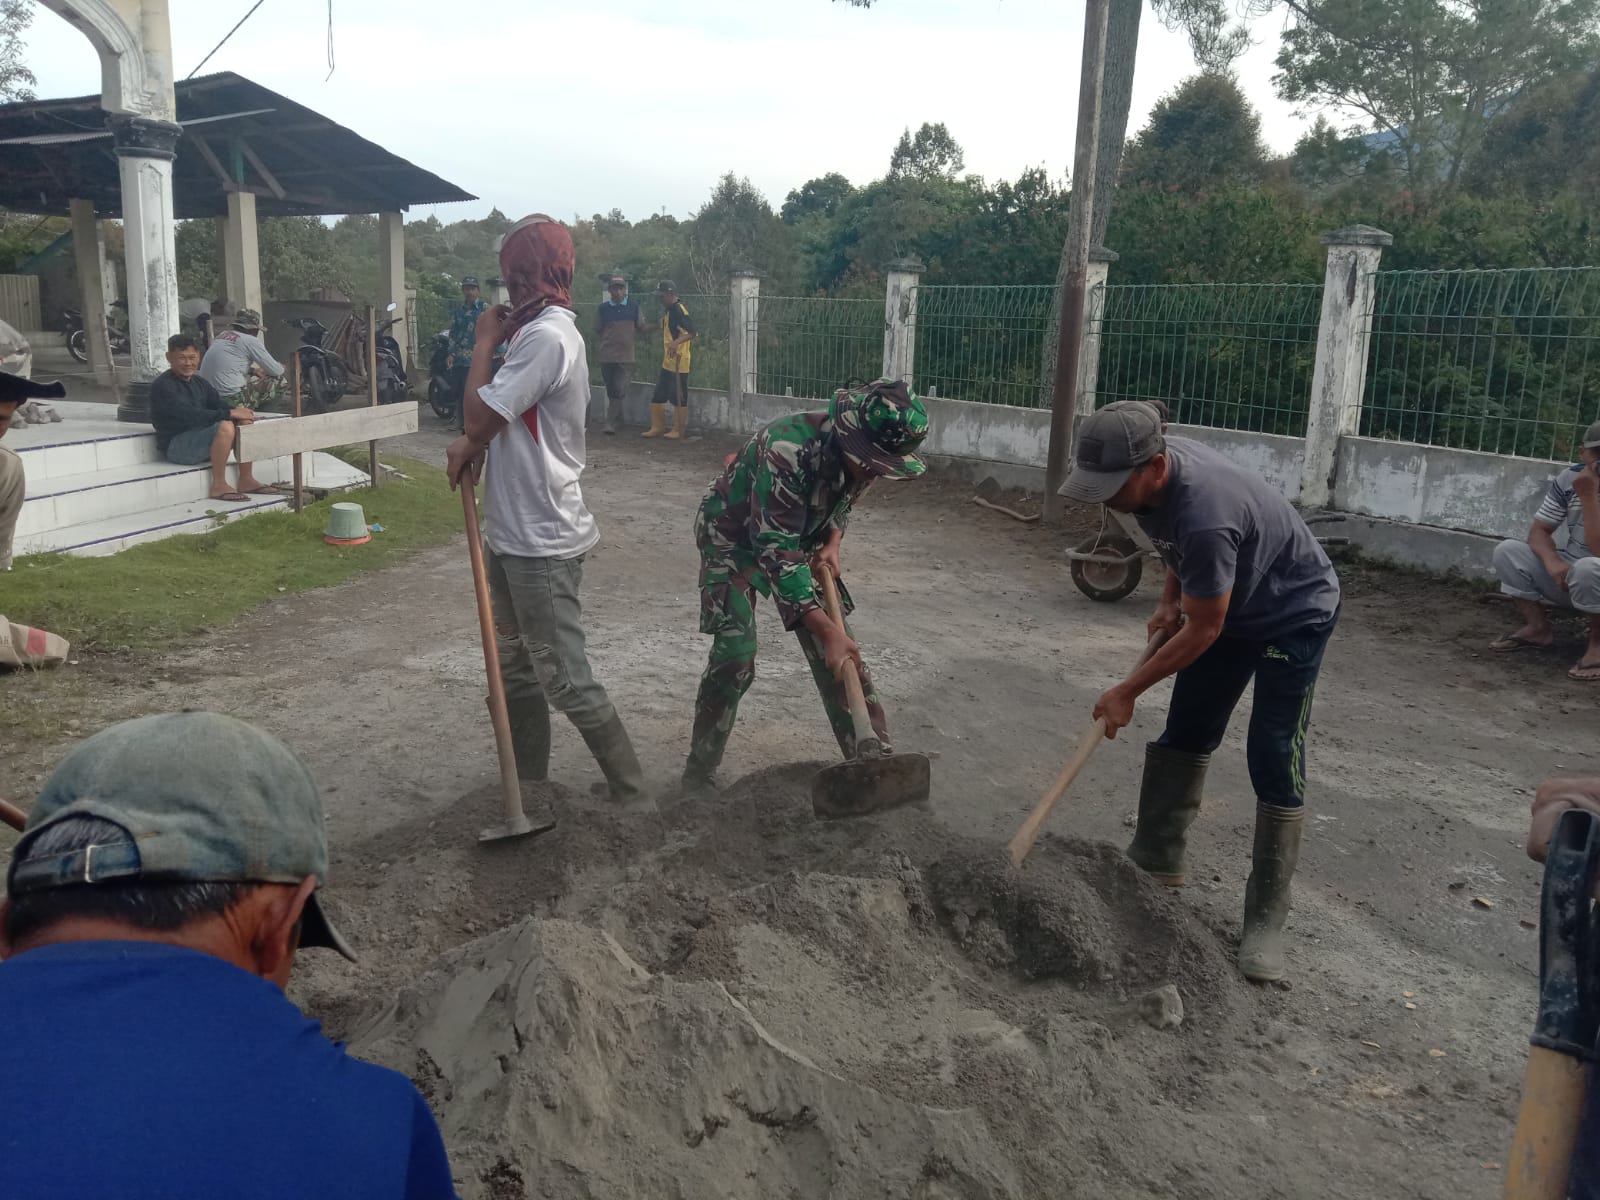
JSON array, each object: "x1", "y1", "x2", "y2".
[
  {"x1": 449, "y1": 298, "x2": 488, "y2": 362},
  {"x1": 695, "y1": 410, "x2": 868, "y2": 630}
]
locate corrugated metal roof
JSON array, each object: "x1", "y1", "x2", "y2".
[{"x1": 0, "y1": 71, "x2": 476, "y2": 218}]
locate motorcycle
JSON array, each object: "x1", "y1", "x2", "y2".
[
  {"x1": 426, "y1": 330, "x2": 454, "y2": 421},
  {"x1": 63, "y1": 300, "x2": 130, "y2": 363},
  {"x1": 364, "y1": 304, "x2": 408, "y2": 406},
  {"x1": 285, "y1": 316, "x2": 348, "y2": 414}
]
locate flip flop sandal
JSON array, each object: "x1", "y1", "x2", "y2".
[
  {"x1": 1567, "y1": 663, "x2": 1600, "y2": 681},
  {"x1": 211, "y1": 491, "x2": 250, "y2": 503},
  {"x1": 1491, "y1": 634, "x2": 1553, "y2": 652}
]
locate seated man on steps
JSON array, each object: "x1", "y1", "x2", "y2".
[
  {"x1": 150, "y1": 334, "x2": 272, "y2": 504},
  {"x1": 0, "y1": 371, "x2": 67, "y2": 572},
  {"x1": 1491, "y1": 420, "x2": 1600, "y2": 681}
]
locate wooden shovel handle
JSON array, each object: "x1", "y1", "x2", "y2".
[
  {"x1": 1506, "y1": 1046, "x2": 1589, "y2": 1199},
  {"x1": 815, "y1": 565, "x2": 877, "y2": 753},
  {"x1": 1007, "y1": 629, "x2": 1171, "y2": 869},
  {"x1": 461, "y1": 479, "x2": 525, "y2": 827},
  {"x1": 0, "y1": 798, "x2": 27, "y2": 833}
]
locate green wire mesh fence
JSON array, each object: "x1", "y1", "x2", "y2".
[
  {"x1": 1363, "y1": 268, "x2": 1600, "y2": 460},
  {"x1": 753, "y1": 295, "x2": 883, "y2": 400},
  {"x1": 1095, "y1": 283, "x2": 1322, "y2": 435},
  {"x1": 623, "y1": 292, "x2": 730, "y2": 389},
  {"x1": 411, "y1": 294, "x2": 454, "y2": 360},
  {"x1": 912, "y1": 285, "x2": 1055, "y2": 408}
]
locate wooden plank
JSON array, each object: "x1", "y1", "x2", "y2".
[
  {"x1": 238, "y1": 139, "x2": 287, "y2": 200},
  {"x1": 236, "y1": 405, "x2": 417, "y2": 461},
  {"x1": 190, "y1": 137, "x2": 237, "y2": 192}
]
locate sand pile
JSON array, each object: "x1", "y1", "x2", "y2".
[{"x1": 340, "y1": 765, "x2": 1294, "y2": 1200}]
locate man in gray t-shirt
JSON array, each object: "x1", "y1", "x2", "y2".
[
  {"x1": 1059, "y1": 402, "x2": 1341, "y2": 984},
  {"x1": 199, "y1": 309, "x2": 284, "y2": 405},
  {"x1": 1489, "y1": 420, "x2": 1600, "y2": 681}
]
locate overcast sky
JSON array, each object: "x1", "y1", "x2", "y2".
[{"x1": 22, "y1": 0, "x2": 1310, "y2": 223}]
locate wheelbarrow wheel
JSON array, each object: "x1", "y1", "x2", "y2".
[{"x1": 1069, "y1": 533, "x2": 1144, "y2": 602}]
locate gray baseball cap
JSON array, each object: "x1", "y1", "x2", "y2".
[
  {"x1": 1057, "y1": 402, "x2": 1166, "y2": 504},
  {"x1": 1583, "y1": 420, "x2": 1600, "y2": 449},
  {"x1": 7, "y1": 712, "x2": 354, "y2": 961}
]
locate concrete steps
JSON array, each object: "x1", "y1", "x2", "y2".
[{"x1": 9, "y1": 401, "x2": 369, "y2": 557}]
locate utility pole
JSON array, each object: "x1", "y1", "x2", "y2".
[{"x1": 1042, "y1": 0, "x2": 1111, "y2": 522}]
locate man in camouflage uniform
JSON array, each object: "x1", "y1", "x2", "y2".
[
  {"x1": 448, "y1": 277, "x2": 487, "y2": 419},
  {"x1": 683, "y1": 379, "x2": 930, "y2": 791}
]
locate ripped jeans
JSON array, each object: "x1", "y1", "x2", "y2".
[{"x1": 485, "y1": 547, "x2": 618, "y2": 734}]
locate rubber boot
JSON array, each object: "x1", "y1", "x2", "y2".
[
  {"x1": 680, "y1": 758, "x2": 722, "y2": 795},
  {"x1": 1238, "y1": 803, "x2": 1304, "y2": 982},
  {"x1": 641, "y1": 403, "x2": 668, "y2": 438},
  {"x1": 664, "y1": 405, "x2": 688, "y2": 441},
  {"x1": 1126, "y1": 743, "x2": 1209, "y2": 886},
  {"x1": 578, "y1": 715, "x2": 648, "y2": 805},
  {"x1": 499, "y1": 693, "x2": 551, "y2": 781}
]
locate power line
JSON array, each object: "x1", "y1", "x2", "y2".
[{"x1": 186, "y1": 0, "x2": 269, "y2": 80}]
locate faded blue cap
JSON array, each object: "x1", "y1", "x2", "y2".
[{"x1": 7, "y1": 713, "x2": 354, "y2": 961}]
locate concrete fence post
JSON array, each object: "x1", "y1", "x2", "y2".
[
  {"x1": 882, "y1": 258, "x2": 923, "y2": 387},
  {"x1": 730, "y1": 269, "x2": 760, "y2": 431},
  {"x1": 1299, "y1": 225, "x2": 1392, "y2": 509},
  {"x1": 1074, "y1": 246, "x2": 1118, "y2": 418}
]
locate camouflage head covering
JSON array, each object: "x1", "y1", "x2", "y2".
[
  {"x1": 831, "y1": 379, "x2": 928, "y2": 480},
  {"x1": 232, "y1": 308, "x2": 263, "y2": 330}
]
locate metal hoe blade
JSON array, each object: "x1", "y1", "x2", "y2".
[{"x1": 811, "y1": 750, "x2": 932, "y2": 820}]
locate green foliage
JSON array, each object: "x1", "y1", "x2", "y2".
[
  {"x1": 887, "y1": 123, "x2": 966, "y2": 181},
  {"x1": 0, "y1": 0, "x2": 34, "y2": 104},
  {"x1": 1121, "y1": 73, "x2": 1267, "y2": 192},
  {"x1": 781, "y1": 174, "x2": 855, "y2": 224}
]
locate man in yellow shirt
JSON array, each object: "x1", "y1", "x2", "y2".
[{"x1": 643, "y1": 280, "x2": 697, "y2": 441}]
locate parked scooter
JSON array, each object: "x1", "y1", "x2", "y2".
[
  {"x1": 285, "y1": 316, "x2": 348, "y2": 414},
  {"x1": 63, "y1": 300, "x2": 130, "y2": 362},
  {"x1": 369, "y1": 304, "x2": 408, "y2": 405},
  {"x1": 427, "y1": 329, "x2": 453, "y2": 421}
]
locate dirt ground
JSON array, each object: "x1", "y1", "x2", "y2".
[{"x1": 4, "y1": 416, "x2": 1591, "y2": 1198}]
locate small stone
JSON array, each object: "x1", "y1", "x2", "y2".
[
  {"x1": 1428, "y1": 1048, "x2": 1447, "y2": 1058},
  {"x1": 1370, "y1": 1084, "x2": 1397, "y2": 1098},
  {"x1": 1402, "y1": 991, "x2": 1415, "y2": 998},
  {"x1": 1473, "y1": 896, "x2": 1495, "y2": 909},
  {"x1": 1448, "y1": 880, "x2": 1468, "y2": 890},
  {"x1": 1403, "y1": 1002, "x2": 1417, "y2": 1010},
  {"x1": 1137, "y1": 984, "x2": 1184, "y2": 1030}
]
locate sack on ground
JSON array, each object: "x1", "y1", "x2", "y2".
[{"x1": 0, "y1": 615, "x2": 69, "y2": 669}]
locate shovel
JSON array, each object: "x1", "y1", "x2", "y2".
[
  {"x1": 1506, "y1": 806, "x2": 1600, "y2": 1199},
  {"x1": 810, "y1": 566, "x2": 932, "y2": 819},
  {"x1": 460, "y1": 478, "x2": 552, "y2": 844}
]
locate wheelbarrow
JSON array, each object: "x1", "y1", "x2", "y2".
[{"x1": 1065, "y1": 509, "x2": 1352, "y2": 604}]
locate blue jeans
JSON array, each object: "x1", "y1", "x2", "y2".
[
  {"x1": 165, "y1": 422, "x2": 222, "y2": 465},
  {"x1": 1155, "y1": 609, "x2": 1339, "y2": 809}
]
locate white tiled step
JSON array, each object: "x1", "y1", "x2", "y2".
[{"x1": 20, "y1": 494, "x2": 292, "y2": 557}]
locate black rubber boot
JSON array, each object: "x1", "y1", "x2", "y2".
[
  {"x1": 579, "y1": 715, "x2": 648, "y2": 805},
  {"x1": 680, "y1": 759, "x2": 722, "y2": 795},
  {"x1": 1126, "y1": 743, "x2": 1209, "y2": 886},
  {"x1": 496, "y1": 694, "x2": 551, "y2": 782},
  {"x1": 1238, "y1": 803, "x2": 1305, "y2": 982}
]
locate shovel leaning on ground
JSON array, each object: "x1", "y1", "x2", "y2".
[
  {"x1": 460, "y1": 478, "x2": 553, "y2": 844},
  {"x1": 810, "y1": 565, "x2": 932, "y2": 819},
  {"x1": 1008, "y1": 629, "x2": 1172, "y2": 869},
  {"x1": 0, "y1": 798, "x2": 26, "y2": 833},
  {"x1": 1506, "y1": 806, "x2": 1600, "y2": 1199}
]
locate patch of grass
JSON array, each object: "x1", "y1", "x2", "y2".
[{"x1": 2, "y1": 455, "x2": 462, "y2": 653}]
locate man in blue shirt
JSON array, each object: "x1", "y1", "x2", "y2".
[
  {"x1": 0, "y1": 712, "x2": 459, "y2": 1200},
  {"x1": 448, "y1": 276, "x2": 488, "y2": 420}
]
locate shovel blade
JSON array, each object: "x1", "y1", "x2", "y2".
[{"x1": 811, "y1": 751, "x2": 932, "y2": 819}]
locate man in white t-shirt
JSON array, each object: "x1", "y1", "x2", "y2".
[{"x1": 445, "y1": 214, "x2": 646, "y2": 805}]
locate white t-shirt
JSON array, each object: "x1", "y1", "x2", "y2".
[{"x1": 477, "y1": 306, "x2": 599, "y2": 559}]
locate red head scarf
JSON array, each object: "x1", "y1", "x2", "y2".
[{"x1": 498, "y1": 213, "x2": 575, "y2": 342}]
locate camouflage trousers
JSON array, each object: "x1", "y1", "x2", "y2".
[{"x1": 687, "y1": 552, "x2": 890, "y2": 777}]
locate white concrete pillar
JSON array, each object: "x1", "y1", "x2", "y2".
[
  {"x1": 729, "y1": 271, "x2": 759, "y2": 424},
  {"x1": 69, "y1": 198, "x2": 115, "y2": 387},
  {"x1": 98, "y1": 223, "x2": 117, "y2": 313},
  {"x1": 1299, "y1": 225, "x2": 1392, "y2": 509},
  {"x1": 882, "y1": 258, "x2": 923, "y2": 387},
  {"x1": 1074, "y1": 246, "x2": 1118, "y2": 419},
  {"x1": 109, "y1": 114, "x2": 182, "y2": 420},
  {"x1": 221, "y1": 190, "x2": 262, "y2": 315},
  {"x1": 379, "y1": 212, "x2": 407, "y2": 366}
]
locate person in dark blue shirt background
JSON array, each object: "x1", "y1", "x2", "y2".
[{"x1": 0, "y1": 712, "x2": 458, "y2": 1200}]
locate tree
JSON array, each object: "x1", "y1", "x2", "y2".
[
  {"x1": 0, "y1": 0, "x2": 35, "y2": 103},
  {"x1": 887, "y1": 123, "x2": 966, "y2": 181},
  {"x1": 1269, "y1": 0, "x2": 1600, "y2": 196},
  {"x1": 781, "y1": 173, "x2": 855, "y2": 224},
  {"x1": 1465, "y1": 66, "x2": 1600, "y2": 199},
  {"x1": 686, "y1": 173, "x2": 793, "y2": 293},
  {"x1": 1121, "y1": 73, "x2": 1267, "y2": 191}
]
